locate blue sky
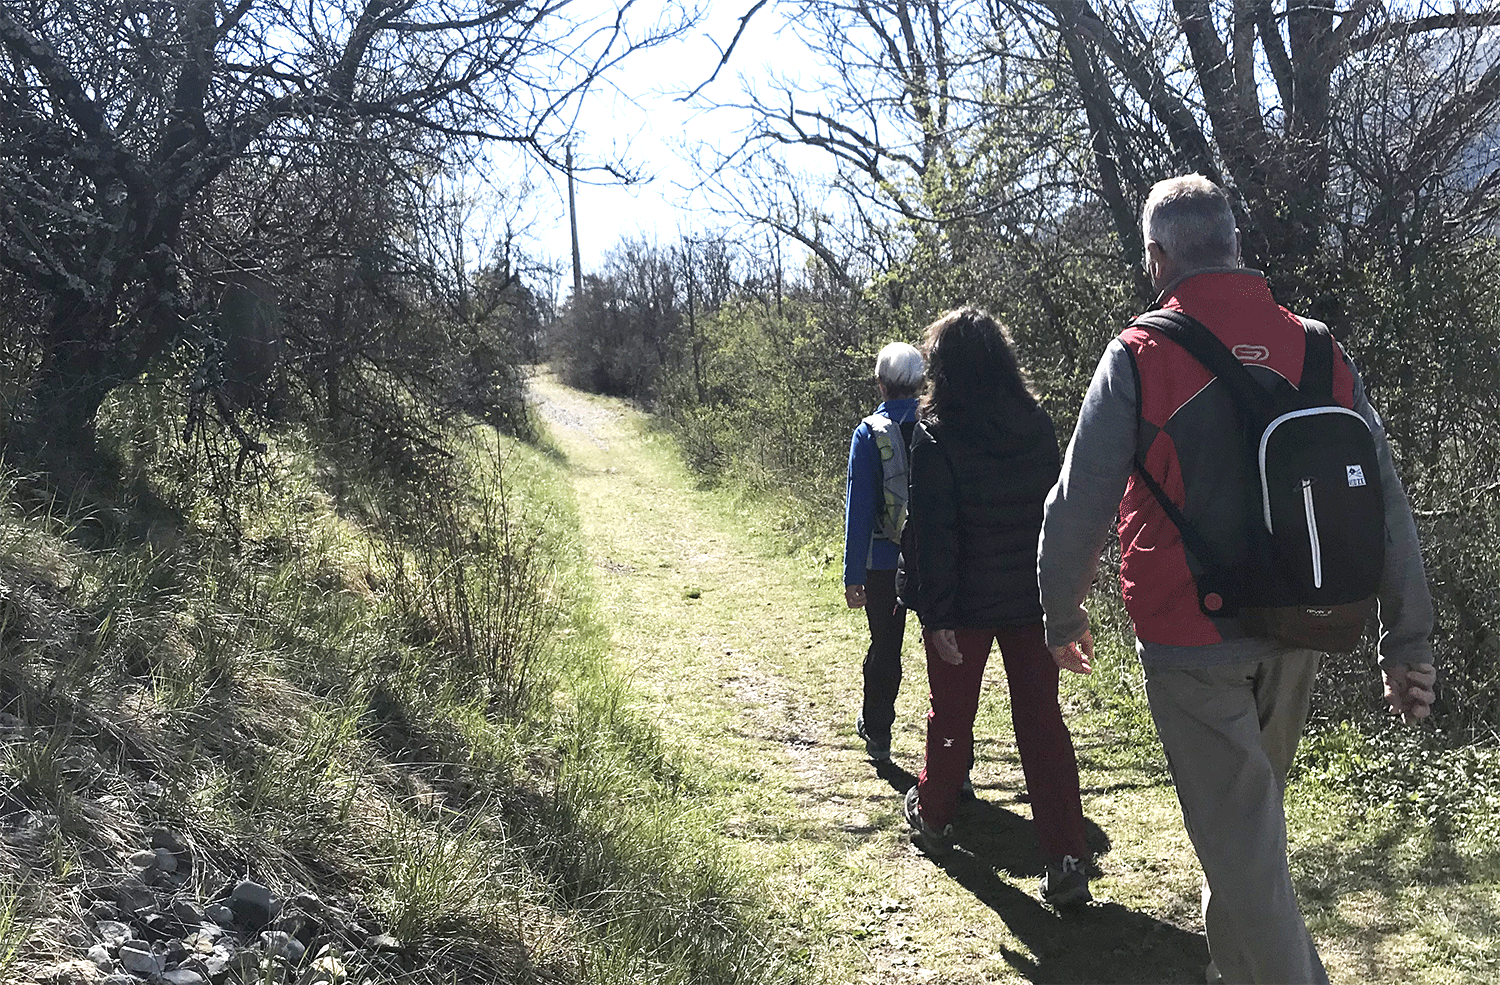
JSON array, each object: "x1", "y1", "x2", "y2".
[{"x1": 514, "y1": 3, "x2": 808, "y2": 277}]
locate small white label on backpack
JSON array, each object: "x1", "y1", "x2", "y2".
[{"x1": 1346, "y1": 465, "x2": 1366, "y2": 487}]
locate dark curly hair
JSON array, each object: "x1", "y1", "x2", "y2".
[{"x1": 919, "y1": 307, "x2": 1038, "y2": 425}]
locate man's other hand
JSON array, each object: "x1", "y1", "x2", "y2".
[
  {"x1": 1049, "y1": 629, "x2": 1094, "y2": 676},
  {"x1": 845, "y1": 585, "x2": 867, "y2": 609},
  {"x1": 1384, "y1": 662, "x2": 1436, "y2": 724}
]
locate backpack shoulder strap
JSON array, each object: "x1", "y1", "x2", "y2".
[
  {"x1": 1296, "y1": 316, "x2": 1334, "y2": 404},
  {"x1": 1125, "y1": 319, "x2": 1252, "y2": 616},
  {"x1": 1130, "y1": 309, "x2": 1275, "y2": 426}
]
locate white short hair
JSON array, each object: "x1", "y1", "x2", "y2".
[
  {"x1": 1142, "y1": 174, "x2": 1239, "y2": 268},
  {"x1": 875, "y1": 342, "x2": 925, "y2": 393}
]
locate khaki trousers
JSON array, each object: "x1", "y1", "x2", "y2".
[{"x1": 1144, "y1": 654, "x2": 1330, "y2": 985}]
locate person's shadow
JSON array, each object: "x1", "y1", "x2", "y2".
[{"x1": 873, "y1": 766, "x2": 1209, "y2": 984}]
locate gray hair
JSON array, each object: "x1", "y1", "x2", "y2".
[
  {"x1": 1141, "y1": 174, "x2": 1239, "y2": 268},
  {"x1": 875, "y1": 341, "x2": 925, "y2": 394}
]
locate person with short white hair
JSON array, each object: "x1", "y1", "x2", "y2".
[
  {"x1": 1039, "y1": 173, "x2": 1437, "y2": 984},
  {"x1": 845, "y1": 341, "x2": 924, "y2": 763}
]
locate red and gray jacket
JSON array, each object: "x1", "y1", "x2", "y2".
[{"x1": 1039, "y1": 270, "x2": 1434, "y2": 668}]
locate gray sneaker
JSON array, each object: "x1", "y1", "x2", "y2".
[
  {"x1": 855, "y1": 714, "x2": 891, "y2": 762},
  {"x1": 903, "y1": 785, "x2": 953, "y2": 856},
  {"x1": 1040, "y1": 854, "x2": 1092, "y2": 907}
]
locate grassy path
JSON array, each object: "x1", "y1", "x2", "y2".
[
  {"x1": 531, "y1": 376, "x2": 1214, "y2": 985},
  {"x1": 530, "y1": 376, "x2": 1487, "y2": 985}
]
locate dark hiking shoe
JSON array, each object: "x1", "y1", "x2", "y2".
[
  {"x1": 903, "y1": 785, "x2": 953, "y2": 856},
  {"x1": 855, "y1": 713, "x2": 891, "y2": 762},
  {"x1": 1040, "y1": 854, "x2": 1093, "y2": 907}
]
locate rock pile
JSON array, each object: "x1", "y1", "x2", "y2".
[{"x1": 36, "y1": 828, "x2": 410, "y2": 984}]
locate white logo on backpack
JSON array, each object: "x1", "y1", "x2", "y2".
[{"x1": 1347, "y1": 465, "x2": 1367, "y2": 487}]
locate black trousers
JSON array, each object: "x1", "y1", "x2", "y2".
[{"x1": 860, "y1": 567, "x2": 907, "y2": 744}]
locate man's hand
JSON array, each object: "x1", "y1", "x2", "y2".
[
  {"x1": 845, "y1": 585, "x2": 866, "y2": 609},
  {"x1": 1049, "y1": 629, "x2": 1094, "y2": 676},
  {"x1": 927, "y1": 628, "x2": 963, "y2": 665},
  {"x1": 1383, "y1": 662, "x2": 1436, "y2": 724}
]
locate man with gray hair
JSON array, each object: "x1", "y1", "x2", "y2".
[
  {"x1": 845, "y1": 341, "x2": 924, "y2": 762},
  {"x1": 1037, "y1": 174, "x2": 1436, "y2": 983}
]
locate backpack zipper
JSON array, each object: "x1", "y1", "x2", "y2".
[
  {"x1": 1259, "y1": 406, "x2": 1371, "y2": 530},
  {"x1": 1302, "y1": 477, "x2": 1322, "y2": 589}
]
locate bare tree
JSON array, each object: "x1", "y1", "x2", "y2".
[
  {"x1": 694, "y1": 0, "x2": 1101, "y2": 313},
  {"x1": 0, "y1": 0, "x2": 696, "y2": 451},
  {"x1": 1008, "y1": 0, "x2": 1500, "y2": 307}
]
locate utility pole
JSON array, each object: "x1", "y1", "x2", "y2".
[
  {"x1": 683, "y1": 237, "x2": 705, "y2": 404},
  {"x1": 566, "y1": 141, "x2": 583, "y2": 301}
]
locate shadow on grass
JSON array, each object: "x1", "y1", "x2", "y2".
[
  {"x1": 872, "y1": 758, "x2": 918, "y2": 792},
  {"x1": 918, "y1": 792, "x2": 1207, "y2": 984},
  {"x1": 936, "y1": 847, "x2": 1209, "y2": 983},
  {"x1": 955, "y1": 799, "x2": 1112, "y2": 879}
]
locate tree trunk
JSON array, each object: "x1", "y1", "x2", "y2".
[{"x1": 10, "y1": 302, "x2": 127, "y2": 459}]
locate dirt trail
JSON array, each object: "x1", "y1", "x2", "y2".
[{"x1": 529, "y1": 376, "x2": 1212, "y2": 984}]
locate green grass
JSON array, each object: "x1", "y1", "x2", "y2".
[
  {"x1": 7, "y1": 373, "x2": 1500, "y2": 983},
  {"x1": 636, "y1": 377, "x2": 1500, "y2": 984},
  {"x1": 0, "y1": 390, "x2": 812, "y2": 983}
]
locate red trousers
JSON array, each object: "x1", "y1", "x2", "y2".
[{"x1": 916, "y1": 623, "x2": 1088, "y2": 864}]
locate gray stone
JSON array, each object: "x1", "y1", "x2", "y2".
[
  {"x1": 85, "y1": 944, "x2": 112, "y2": 970},
  {"x1": 150, "y1": 827, "x2": 190, "y2": 855},
  {"x1": 93, "y1": 920, "x2": 132, "y2": 948},
  {"x1": 117, "y1": 941, "x2": 163, "y2": 976},
  {"x1": 259, "y1": 929, "x2": 305, "y2": 965},
  {"x1": 184, "y1": 944, "x2": 232, "y2": 977},
  {"x1": 290, "y1": 891, "x2": 323, "y2": 912},
  {"x1": 127, "y1": 850, "x2": 159, "y2": 871},
  {"x1": 230, "y1": 879, "x2": 280, "y2": 927},
  {"x1": 139, "y1": 912, "x2": 174, "y2": 942},
  {"x1": 170, "y1": 899, "x2": 205, "y2": 927},
  {"x1": 273, "y1": 912, "x2": 317, "y2": 942},
  {"x1": 108, "y1": 876, "x2": 155, "y2": 917},
  {"x1": 204, "y1": 903, "x2": 235, "y2": 925},
  {"x1": 38, "y1": 959, "x2": 104, "y2": 983},
  {"x1": 101, "y1": 976, "x2": 136, "y2": 985},
  {"x1": 160, "y1": 971, "x2": 205, "y2": 985},
  {"x1": 42, "y1": 916, "x2": 93, "y2": 950},
  {"x1": 153, "y1": 848, "x2": 179, "y2": 874},
  {"x1": 86, "y1": 901, "x2": 118, "y2": 922}
]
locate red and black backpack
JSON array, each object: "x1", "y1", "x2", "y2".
[{"x1": 1130, "y1": 309, "x2": 1384, "y2": 651}]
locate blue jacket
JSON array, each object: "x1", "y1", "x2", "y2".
[{"x1": 844, "y1": 398, "x2": 920, "y2": 584}]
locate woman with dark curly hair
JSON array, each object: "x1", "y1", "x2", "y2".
[{"x1": 897, "y1": 306, "x2": 1093, "y2": 907}]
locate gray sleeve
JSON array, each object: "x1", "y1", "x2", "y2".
[
  {"x1": 1351, "y1": 370, "x2": 1436, "y2": 668},
  {"x1": 1039, "y1": 340, "x2": 1139, "y2": 648}
]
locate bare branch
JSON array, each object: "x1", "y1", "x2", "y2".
[
  {"x1": 1253, "y1": 0, "x2": 1294, "y2": 109},
  {"x1": 681, "y1": 0, "x2": 773, "y2": 101},
  {"x1": 1348, "y1": 11, "x2": 1500, "y2": 55}
]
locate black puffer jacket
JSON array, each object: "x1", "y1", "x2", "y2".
[{"x1": 896, "y1": 403, "x2": 1060, "y2": 630}]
